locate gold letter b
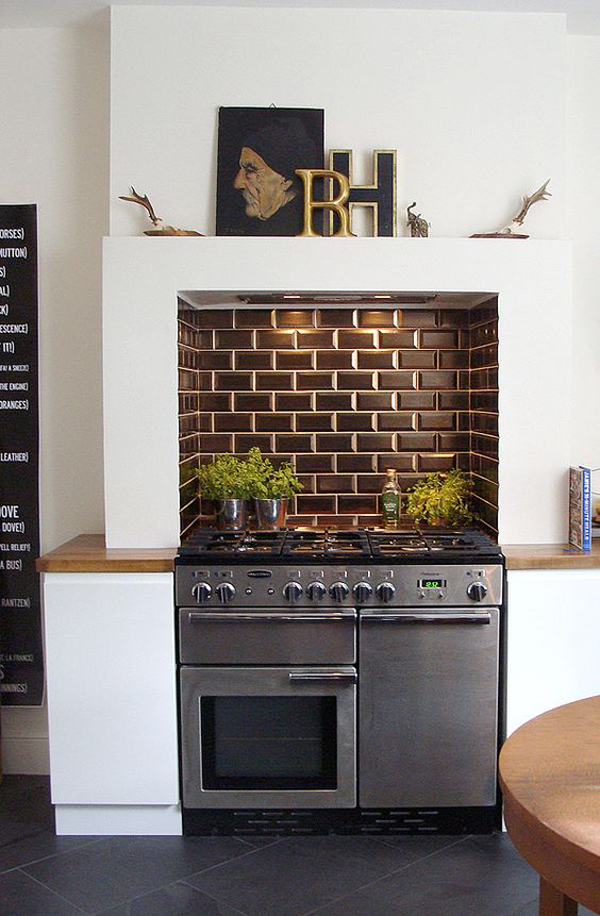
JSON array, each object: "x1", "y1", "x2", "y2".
[{"x1": 295, "y1": 169, "x2": 354, "y2": 237}]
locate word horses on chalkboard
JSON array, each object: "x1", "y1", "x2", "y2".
[{"x1": 0, "y1": 204, "x2": 42, "y2": 707}]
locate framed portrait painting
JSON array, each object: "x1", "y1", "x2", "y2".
[{"x1": 216, "y1": 107, "x2": 324, "y2": 237}]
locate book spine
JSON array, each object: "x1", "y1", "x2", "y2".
[{"x1": 582, "y1": 467, "x2": 591, "y2": 550}]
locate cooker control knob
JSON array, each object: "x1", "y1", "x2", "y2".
[
  {"x1": 467, "y1": 581, "x2": 488, "y2": 602},
  {"x1": 191, "y1": 582, "x2": 212, "y2": 604},
  {"x1": 330, "y1": 581, "x2": 349, "y2": 602},
  {"x1": 216, "y1": 582, "x2": 236, "y2": 604},
  {"x1": 306, "y1": 581, "x2": 326, "y2": 603},
  {"x1": 376, "y1": 582, "x2": 395, "y2": 604},
  {"x1": 283, "y1": 581, "x2": 303, "y2": 603},
  {"x1": 353, "y1": 581, "x2": 373, "y2": 603}
]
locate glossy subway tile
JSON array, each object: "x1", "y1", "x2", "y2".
[
  {"x1": 378, "y1": 412, "x2": 416, "y2": 431},
  {"x1": 177, "y1": 301, "x2": 499, "y2": 534},
  {"x1": 256, "y1": 330, "x2": 296, "y2": 349},
  {"x1": 420, "y1": 329, "x2": 459, "y2": 349},
  {"x1": 316, "y1": 350, "x2": 355, "y2": 370},
  {"x1": 194, "y1": 309, "x2": 234, "y2": 328},
  {"x1": 276, "y1": 393, "x2": 314, "y2": 412},
  {"x1": 234, "y1": 392, "x2": 272, "y2": 411},
  {"x1": 357, "y1": 350, "x2": 396, "y2": 370},
  {"x1": 234, "y1": 308, "x2": 274, "y2": 328},
  {"x1": 276, "y1": 350, "x2": 314, "y2": 370},
  {"x1": 357, "y1": 309, "x2": 397, "y2": 328},
  {"x1": 256, "y1": 372, "x2": 294, "y2": 391},
  {"x1": 317, "y1": 475, "x2": 355, "y2": 494},
  {"x1": 256, "y1": 413, "x2": 293, "y2": 432},
  {"x1": 337, "y1": 329, "x2": 376, "y2": 349},
  {"x1": 296, "y1": 413, "x2": 335, "y2": 432},
  {"x1": 275, "y1": 309, "x2": 315, "y2": 328},
  {"x1": 397, "y1": 308, "x2": 438, "y2": 328},
  {"x1": 215, "y1": 329, "x2": 254, "y2": 349},
  {"x1": 296, "y1": 371, "x2": 334, "y2": 390},
  {"x1": 214, "y1": 413, "x2": 254, "y2": 432},
  {"x1": 316, "y1": 308, "x2": 357, "y2": 328},
  {"x1": 336, "y1": 412, "x2": 376, "y2": 432},
  {"x1": 397, "y1": 350, "x2": 437, "y2": 369},
  {"x1": 235, "y1": 351, "x2": 273, "y2": 371},
  {"x1": 379, "y1": 330, "x2": 417, "y2": 348}
]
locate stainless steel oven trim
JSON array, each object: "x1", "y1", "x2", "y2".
[
  {"x1": 180, "y1": 666, "x2": 357, "y2": 809},
  {"x1": 361, "y1": 612, "x2": 492, "y2": 624},
  {"x1": 187, "y1": 611, "x2": 356, "y2": 623}
]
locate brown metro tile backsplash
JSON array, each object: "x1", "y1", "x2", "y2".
[{"x1": 178, "y1": 300, "x2": 499, "y2": 537}]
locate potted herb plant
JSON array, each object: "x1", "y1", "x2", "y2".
[
  {"x1": 245, "y1": 448, "x2": 303, "y2": 530},
  {"x1": 195, "y1": 454, "x2": 252, "y2": 530},
  {"x1": 406, "y1": 469, "x2": 473, "y2": 527}
]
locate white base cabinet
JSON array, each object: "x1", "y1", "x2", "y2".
[
  {"x1": 44, "y1": 573, "x2": 181, "y2": 834},
  {"x1": 506, "y1": 569, "x2": 600, "y2": 737}
]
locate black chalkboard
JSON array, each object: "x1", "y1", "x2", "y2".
[{"x1": 0, "y1": 204, "x2": 42, "y2": 707}]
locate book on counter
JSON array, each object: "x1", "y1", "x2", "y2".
[{"x1": 569, "y1": 466, "x2": 592, "y2": 550}]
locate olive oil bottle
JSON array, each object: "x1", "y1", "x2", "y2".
[{"x1": 381, "y1": 468, "x2": 401, "y2": 528}]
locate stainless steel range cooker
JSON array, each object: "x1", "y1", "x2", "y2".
[{"x1": 175, "y1": 528, "x2": 505, "y2": 836}]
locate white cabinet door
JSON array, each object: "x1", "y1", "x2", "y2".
[
  {"x1": 506, "y1": 569, "x2": 600, "y2": 737},
  {"x1": 44, "y1": 573, "x2": 179, "y2": 805}
]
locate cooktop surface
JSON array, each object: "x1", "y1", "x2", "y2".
[{"x1": 178, "y1": 527, "x2": 502, "y2": 563}]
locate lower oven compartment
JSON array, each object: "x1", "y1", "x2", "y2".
[
  {"x1": 359, "y1": 607, "x2": 500, "y2": 809},
  {"x1": 180, "y1": 665, "x2": 357, "y2": 809}
]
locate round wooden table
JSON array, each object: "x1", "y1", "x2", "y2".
[{"x1": 499, "y1": 696, "x2": 600, "y2": 916}]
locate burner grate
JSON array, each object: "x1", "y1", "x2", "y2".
[{"x1": 178, "y1": 526, "x2": 500, "y2": 561}]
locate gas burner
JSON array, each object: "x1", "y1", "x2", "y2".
[
  {"x1": 179, "y1": 529, "x2": 285, "y2": 558},
  {"x1": 284, "y1": 529, "x2": 371, "y2": 558}
]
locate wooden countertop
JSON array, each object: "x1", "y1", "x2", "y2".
[
  {"x1": 499, "y1": 695, "x2": 600, "y2": 914},
  {"x1": 502, "y1": 540, "x2": 600, "y2": 570},
  {"x1": 35, "y1": 535, "x2": 176, "y2": 572},
  {"x1": 36, "y1": 534, "x2": 600, "y2": 573}
]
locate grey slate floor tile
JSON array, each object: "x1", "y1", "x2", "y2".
[
  {"x1": 0, "y1": 775, "x2": 101, "y2": 874},
  {"x1": 0, "y1": 869, "x2": 85, "y2": 916},
  {"x1": 306, "y1": 834, "x2": 538, "y2": 916},
  {"x1": 186, "y1": 834, "x2": 444, "y2": 916},
  {"x1": 3, "y1": 778, "x2": 591, "y2": 916},
  {"x1": 23, "y1": 836, "x2": 255, "y2": 915},
  {"x1": 95, "y1": 880, "x2": 247, "y2": 915},
  {"x1": 514, "y1": 898, "x2": 598, "y2": 916}
]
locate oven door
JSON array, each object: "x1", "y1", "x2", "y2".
[{"x1": 180, "y1": 666, "x2": 357, "y2": 809}]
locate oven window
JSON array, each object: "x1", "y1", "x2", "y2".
[{"x1": 200, "y1": 696, "x2": 337, "y2": 790}]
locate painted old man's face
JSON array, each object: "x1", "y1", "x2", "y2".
[{"x1": 234, "y1": 146, "x2": 296, "y2": 220}]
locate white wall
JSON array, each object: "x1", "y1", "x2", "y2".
[
  {"x1": 567, "y1": 36, "x2": 600, "y2": 473},
  {"x1": 103, "y1": 236, "x2": 571, "y2": 549},
  {"x1": 110, "y1": 6, "x2": 566, "y2": 240},
  {"x1": 0, "y1": 21, "x2": 109, "y2": 773}
]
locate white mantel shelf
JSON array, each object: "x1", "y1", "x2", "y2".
[{"x1": 102, "y1": 236, "x2": 572, "y2": 549}]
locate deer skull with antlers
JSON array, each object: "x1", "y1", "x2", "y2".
[
  {"x1": 471, "y1": 179, "x2": 551, "y2": 239},
  {"x1": 119, "y1": 187, "x2": 204, "y2": 236}
]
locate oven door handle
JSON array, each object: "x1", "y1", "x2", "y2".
[
  {"x1": 361, "y1": 612, "x2": 492, "y2": 624},
  {"x1": 288, "y1": 669, "x2": 358, "y2": 683},
  {"x1": 187, "y1": 612, "x2": 356, "y2": 623}
]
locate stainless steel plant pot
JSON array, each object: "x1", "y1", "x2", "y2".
[
  {"x1": 254, "y1": 498, "x2": 289, "y2": 530},
  {"x1": 215, "y1": 499, "x2": 248, "y2": 531}
]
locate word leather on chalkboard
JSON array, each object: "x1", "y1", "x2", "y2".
[{"x1": 0, "y1": 204, "x2": 42, "y2": 707}]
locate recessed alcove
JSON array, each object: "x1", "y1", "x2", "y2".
[
  {"x1": 102, "y1": 236, "x2": 571, "y2": 547},
  {"x1": 176, "y1": 290, "x2": 499, "y2": 538}
]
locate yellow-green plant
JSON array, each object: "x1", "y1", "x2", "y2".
[
  {"x1": 195, "y1": 454, "x2": 253, "y2": 501},
  {"x1": 406, "y1": 470, "x2": 473, "y2": 526},
  {"x1": 245, "y1": 447, "x2": 303, "y2": 500}
]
